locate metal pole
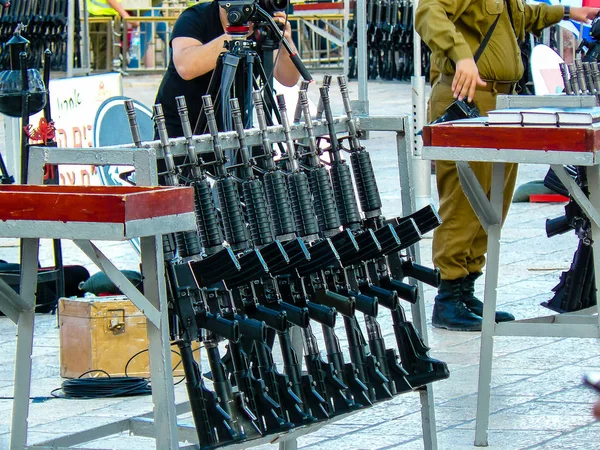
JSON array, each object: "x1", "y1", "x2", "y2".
[
  {"x1": 67, "y1": 0, "x2": 75, "y2": 77},
  {"x1": 82, "y1": 0, "x2": 91, "y2": 71},
  {"x1": 343, "y1": 0, "x2": 350, "y2": 78},
  {"x1": 4, "y1": 117, "x2": 21, "y2": 183},
  {"x1": 354, "y1": 0, "x2": 369, "y2": 115},
  {"x1": 411, "y1": 0, "x2": 431, "y2": 209}
]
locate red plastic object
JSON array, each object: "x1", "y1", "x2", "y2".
[
  {"x1": 293, "y1": 2, "x2": 344, "y2": 11},
  {"x1": 0, "y1": 185, "x2": 194, "y2": 224},
  {"x1": 583, "y1": 0, "x2": 600, "y2": 7},
  {"x1": 529, "y1": 194, "x2": 570, "y2": 203}
]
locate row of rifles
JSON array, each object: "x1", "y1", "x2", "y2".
[
  {"x1": 0, "y1": 0, "x2": 82, "y2": 71},
  {"x1": 559, "y1": 58, "x2": 600, "y2": 102},
  {"x1": 347, "y1": 0, "x2": 432, "y2": 82},
  {"x1": 125, "y1": 75, "x2": 449, "y2": 448}
]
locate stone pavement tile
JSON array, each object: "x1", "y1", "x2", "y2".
[
  {"x1": 436, "y1": 429, "x2": 564, "y2": 450},
  {"x1": 354, "y1": 413, "x2": 428, "y2": 436},
  {"x1": 292, "y1": 435, "x2": 330, "y2": 447},
  {"x1": 574, "y1": 355, "x2": 600, "y2": 367},
  {"x1": 489, "y1": 367, "x2": 546, "y2": 387},
  {"x1": 425, "y1": 329, "x2": 480, "y2": 351},
  {"x1": 496, "y1": 338, "x2": 600, "y2": 373},
  {"x1": 507, "y1": 399, "x2": 597, "y2": 418},
  {"x1": 337, "y1": 394, "x2": 422, "y2": 425},
  {"x1": 495, "y1": 295, "x2": 565, "y2": 320},
  {"x1": 27, "y1": 397, "x2": 136, "y2": 427},
  {"x1": 542, "y1": 384, "x2": 599, "y2": 404},
  {"x1": 489, "y1": 336, "x2": 562, "y2": 358},
  {"x1": 438, "y1": 393, "x2": 533, "y2": 414},
  {"x1": 300, "y1": 430, "x2": 419, "y2": 450},
  {"x1": 0, "y1": 433, "x2": 9, "y2": 449},
  {"x1": 71, "y1": 435, "x2": 161, "y2": 450},
  {"x1": 429, "y1": 374, "x2": 478, "y2": 401},
  {"x1": 429, "y1": 347, "x2": 482, "y2": 367},
  {"x1": 298, "y1": 423, "x2": 367, "y2": 439},
  {"x1": 27, "y1": 376, "x2": 64, "y2": 398},
  {"x1": 31, "y1": 414, "x2": 130, "y2": 434},
  {"x1": 481, "y1": 408, "x2": 597, "y2": 433},
  {"x1": 432, "y1": 364, "x2": 531, "y2": 393},
  {"x1": 25, "y1": 430, "x2": 160, "y2": 450},
  {"x1": 526, "y1": 422, "x2": 600, "y2": 450}
]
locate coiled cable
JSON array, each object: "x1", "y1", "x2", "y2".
[{"x1": 51, "y1": 370, "x2": 151, "y2": 399}]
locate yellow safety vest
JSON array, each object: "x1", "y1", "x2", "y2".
[{"x1": 87, "y1": 0, "x2": 121, "y2": 17}]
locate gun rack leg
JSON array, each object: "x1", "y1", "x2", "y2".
[
  {"x1": 586, "y1": 165, "x2": 600, "y2": 332},
  {"x1": 11, "y1": 238, "x2": 40, "y2": 450},
  {"x1": 397, "y1": 123, "x2": 439, "y2": 450},
  {"x1": 139, "y1": 235, "x2": 179, "y2": 449},
  {"x1": 474, "y1": 162, "x2": 505, "y2": 447}
]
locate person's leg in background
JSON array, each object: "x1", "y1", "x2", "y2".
[
  {"x1": 141, "y1": 6, "x2": 167, "y2": 68},
  {"x1": 90, "y1": 21, "x2": 108, "y2": 70}
]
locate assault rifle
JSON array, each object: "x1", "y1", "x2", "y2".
[
  {"x1": 335, "y1": 75, "x2": 449, "y2": 388},
  {"x1": 542, "y1": 166, "x2": 596, "y2": 313}
]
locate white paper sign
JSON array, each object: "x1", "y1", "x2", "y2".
[{"x1": 30, "y1": 72, "x2": 123, "y2": 185}]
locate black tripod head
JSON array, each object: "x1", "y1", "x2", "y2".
[
  {"x1": 580, "y1": 12, "x2": 600, "y2": 62},
  {"x1": 219, "y1": 0, "x2": 288, "y2": 28}
]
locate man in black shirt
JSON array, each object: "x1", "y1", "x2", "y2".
[{"x1": 155, "y1": 0, "x2": 300, "y2": 137}]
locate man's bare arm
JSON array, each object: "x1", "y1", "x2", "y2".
[{"x1": 172, "y1": 35, "x2": 230, "y2": 80}]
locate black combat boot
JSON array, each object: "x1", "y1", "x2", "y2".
[
  {"x1": 462, "y1": 272, "x2": 515, "y2": 323},
  {"x1": 432, "y1": 279, "x2": 483, "y2": 331}
]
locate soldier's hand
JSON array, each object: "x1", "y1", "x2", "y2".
[
  {"x1": 570, "y1": 7, "x2": 600, "y2": 24},
  {"x1": 453, "y1": 58, "x2": 487, "y2": 103}
]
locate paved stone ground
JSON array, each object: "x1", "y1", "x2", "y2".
[{"x1": 0, "y1": 73, "x2": 599, "y2": 450}]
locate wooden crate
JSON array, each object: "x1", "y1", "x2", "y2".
[{"x1": 59, "y1": 296, "x2": 187, "y2": 378}]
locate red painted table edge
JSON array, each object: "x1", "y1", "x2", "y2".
[
  {"x1": 422, "y1": 123, "x2": 600, "y2": 153},
  {"x1": 0, "y1": 185, "x2": 195, "y2": 224}
]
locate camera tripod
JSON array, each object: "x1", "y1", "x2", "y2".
[
  {"x1": 193, "y1": 34, "x2": 278, "y2": 136},
  {"x1": 193, "y1": 4, "x2": 311, "y2": 138}
]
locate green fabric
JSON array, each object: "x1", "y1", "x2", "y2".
[
  {"x1": 79, "y1": 270, "x2": 143, "y2": 295},
  {"x1": 512, "y1": 180, "x2": 555, "y2": 202}
]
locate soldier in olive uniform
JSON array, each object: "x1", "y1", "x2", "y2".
[{"x1": 415, "y1": 1, "x2": 599, "y2": 331}]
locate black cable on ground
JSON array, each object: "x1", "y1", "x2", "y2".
[{"x1": 51, "y1": 369, "x2": 151, "y2": 399}]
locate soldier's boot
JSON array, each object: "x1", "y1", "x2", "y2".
[
  {"x1": 432, "y1": 279, "x2": 482, "y2": 331},
  {"x1": 461, "y1": 272, "x2": 515, "y2": 323}
]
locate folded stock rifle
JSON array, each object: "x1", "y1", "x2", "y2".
[{"x1": 125, "y1": 79, "x2": 448, "y2": 448}]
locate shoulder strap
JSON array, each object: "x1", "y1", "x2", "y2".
[
  {"x1": 473, "y1": 13, "x2": 501, "y2": 63},
  {"x1": 504, "y1": 0, "x2": 519, "y2": 40}
]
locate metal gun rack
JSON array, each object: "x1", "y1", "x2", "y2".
[{"x1": 1, "y1": 113, "x2": 443, "y2": 450}]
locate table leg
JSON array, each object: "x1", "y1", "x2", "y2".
[
  {"x1": 474, "y1": 162, "x2": 505, "y2": 447},
  {"x1": 10, "y1": 238, "x2": 39, "y2": 450},
  {"x1": 140, "y1": 235, "x2": 179, "y2": 450},
  {"x1": 397, "y1": 128, "x2": 439, "y2": 450}
]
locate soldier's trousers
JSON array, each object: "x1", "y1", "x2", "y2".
[{"x1": 427, "y1": 80, "x2": 519, "y2": 281}]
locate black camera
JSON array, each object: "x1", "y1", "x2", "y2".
[
  {"x1": 219, "y1": 0, "x2": 288, "y2": 27},
  {"x1": 430, "y1": 99, "x2": 480, "y2": 124},
  {"x1": 580, "y1": 12, "x2": 600, "y2": 62}
]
